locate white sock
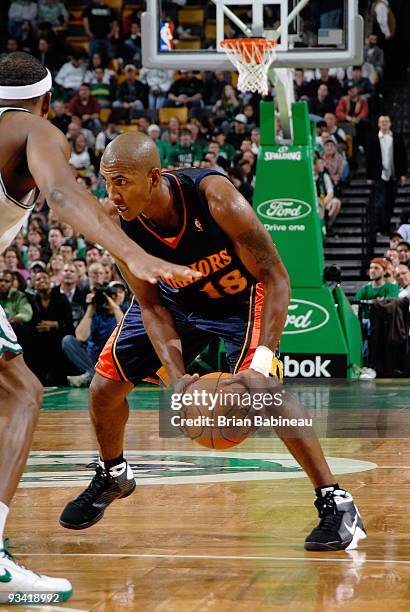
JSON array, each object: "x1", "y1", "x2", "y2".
[
  {"x1": 99, "y1": 458, "x2": 127, "y2": 477},
  {"x1": 0, "y1": 502, "x2": 9, "y2": 549}
]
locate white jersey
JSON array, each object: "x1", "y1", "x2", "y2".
[{"x1": 0, "y1": 107, "x2": 38, "y2": 254}]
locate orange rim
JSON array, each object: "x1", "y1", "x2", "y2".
[{"x1": 221, "y1": 37, "x2": 276, "y2": 60}]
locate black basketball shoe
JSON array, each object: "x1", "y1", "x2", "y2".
[
  {"x1": 304, "y1": 489, "x2": 366, "y2": 551},
  {"x1": 59, "y1": 462, "x2": 136, "y2": 530}
]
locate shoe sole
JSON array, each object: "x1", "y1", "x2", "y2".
[
  {"x1": 59, "y1": 480, "x2": 136, "y2": 530},
  {"x1": 304, "y1": 526, "x2": 367, "y2": 552}
]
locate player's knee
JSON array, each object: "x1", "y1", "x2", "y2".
[{"x1": 90, "y1": 374, "x2": 120, "y2": 411}]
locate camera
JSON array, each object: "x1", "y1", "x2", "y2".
[{"x1": 92, "y1": 286, "x2": 117, "y2": 312}]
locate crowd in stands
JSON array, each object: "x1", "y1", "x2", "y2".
[{"x1": 0, "y1": 0, "x2": 408, "y2": 383}]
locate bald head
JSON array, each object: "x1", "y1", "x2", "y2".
[{"x1": 101, "y1": 132, "x2": 161, "y2": 173}]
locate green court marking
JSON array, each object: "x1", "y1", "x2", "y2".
[{"x1": 42, "y1": 382, "x2": 410, "y2": 412}]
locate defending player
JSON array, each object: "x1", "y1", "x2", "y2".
[
  {"x1": 60, "y1": 132, "x2": 366, "y2": 552},
  {"x1": 0, "y1": 53, "x2": 199, "y2": 602}
]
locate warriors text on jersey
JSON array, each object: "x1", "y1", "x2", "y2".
[{"x1": 120, "y1": 168, "x2": 256, "y2": 313}]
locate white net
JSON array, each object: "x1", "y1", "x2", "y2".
[{"x1": 220, "y1": 38, "x2": 277, "y2": 96}]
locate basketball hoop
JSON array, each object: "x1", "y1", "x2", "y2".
[{"x1": 220, "y1": 38, "x2": 277, "y2": 96}]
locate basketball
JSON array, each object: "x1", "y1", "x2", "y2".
[{"x1": 179, "y1": 372, "x2": 257, "y2": 449}]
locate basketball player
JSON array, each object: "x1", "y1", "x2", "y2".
[
  {"x1": 0, "y1": 53, "x2": 198, "y2": 602},
  {"x1": 60, "y1": 132, "x2": 366, "y2": 552}
]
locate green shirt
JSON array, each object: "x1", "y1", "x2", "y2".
[
  {"x1": 219, "y1": 142, "x2": 236, "y2": 162},
  {"x1": 354, "y1": 282, "x2": 399, "y2": 301},
  {"x1": 156, "y1": 140, "x2": 171, "y2": 167},
  {"x1": 169, "y1": 143, "x2": 203, "y2": 167},
  {"x1": 0, "y1": 288, "x2": 33, "y2": 323},
  {"x1": 90, "y1": 82, "x2": 111, "y2": 104}
]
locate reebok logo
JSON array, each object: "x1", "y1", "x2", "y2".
[
  {"x1": 0, "y1": 569, "x2": 12, "y2": 583},
  {"x1": 284, "y1": 356, "x2": 331, "y2": 378}
]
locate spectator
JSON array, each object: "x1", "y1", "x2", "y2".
[
  {"x1": 147, "y1": 124, "x2": 170, "y2": 167},
  {"x1": 83, "y1": 0, "x2": 118, "y2": 59},
  {"x1": 336, "y1": 84, "x2": 369, "y2": 151},
  {"x1": 0, "y1": 269, "x2": 33, "y2": 328},
  {"x1": 3, "y1": 247, "x2": 28, "y2": 280},
  {"x1": 122, "y1": 21, "x2": 141, "y2": 66},
  {"x1": 213, "y1": 84, "x2": 241, "y2": 122},
  {"x1": 48, "y1": 253, "x2": 65, "y2": 286},
  {"x1": 168, "y1": 70, "x2": 204, "y2": 108},
  {"x1": 201, "y1": 151, "x2": 226, "y2": 174},
  {"x1": 18, "y1": 20, "x2": 37, "y2": 55},
  {"x1": 324, "y1": 112, "x2": 348, "y2": 155},
  {"x1": 322, "y1": 139, "x2": 345, "y2": 193},
  {"x1": 137, "y1": 116, "x2": 151, "y2": 135},
  {"x1": 294, "y1": 68, "x2": 311, "y2": 101},
  {"x1": 36, "y1": 37, "x2": 60, "y2": 74},
  {"x1": 86, "y1": 67, "x2": 112, "y2": 108},
  {"x1": 371, "y1": 0, "x2": 395, "y2": 45},
  {"x1": 69, "y1": 133, "x2": 97, "y2": 172},
  {"x1": 311, "y1": 67, "x2": 342, "y2": 104},
  {"x1": 227, "y1": 168, "x2": 253, "y2": 204},
  {"x1": 385, "y1": 248, "x2": 400, "y2": 268},
  {"x1": 309, "y1": 84, "x2": 335, "y2": 119},
  {"x1": 314, "y1": 157, "x2": 341, "y2": 236},
  {"x1": 212, "y1": 128, "x2": 236, "y2": 164},
  {"x1": 366, "y1": 115, "x2": 407, "y2": 235},
  {"x1": 364, "y1": 34, "x2": 384, "y2": 81},
  {"x1": 139, "y1": 67, "x2": 174, "y2": 110},
  {"x1": 59, "y1": 241, "x2": 76, "y2": 262},
  {"x1": 68, "y1": 83, "x2": 101, "y2": 133},
  {"x1": 8, "y1": 0, "x2": 38, "y2": 39},
  {"x1": 168, "y1": 128, "x2": 203, "y2": 168},
  {"x1": 397, "y1": 242, "x2": 410, "y2": 266},
  {"x1": 87, "y1": 261, "x2": 105, "y2": 290},
  {"x1": 355, "y1": 257, "x2": 399, "y2": 305},
  {"x1": 112, "y1": 64, "x2": 147, "y2": 118},
  {"x1": 25, "y1": 271, "x2": 74, "y2": 386},
  {"x1": 95, "y1": 121, "x2": 121, "y2": 157},
  {"x1": 73, "y1": 257, "x2": 89, "y2": 290},
  {"x1": 395, "y1": 265, "x2": 410, "y2": 299},
  {"x1": 55, "y1": 50, "x2": 87, "y2": 99},
  {"x1": 66, "y1": 116, "x2": 96, "y2": 149},
  {"x1": 38, "y1": 0, "x2": 69, "y2": 28},
  {"x1": 51, "y1": 100, "x2": 71, "y2": 134},
  {"x1": 59, "y1": 262, "x2": 87, "y2": 326},
  {"x1": 63, "y1": 284, "x2": 124, "y2": 387},
  {"x1": 161, "y1": 116, "x2": 180, "y2": 146},
  {"x1": 6, "y1": 38, "x2": 20, "y2": 54},
  {"x1": 390, "y1": 232, "x2": 405, "y2": 249},
  {"x1": 346, "y1": 66, "x2": 375, "y2": 101},
  {"x1": 203, "y1": 71, "x2": 228, "y2": 106},
  {"x1": 227, "y1": 114, "x2": 249, "y2": 151},
  {"x1": 48, "y1": 227, "x2": 65, "y2": 255},
  {"x1": 205, "y1": 142, "x2": 229, "y2": 171},
  {"x1": 27, "y1": 245, "x2": 43, "y2": 266},
  {"x1": 86, "y1": 248, "x2": 103, "y2": 266},
  {"x1": 251, "y1": 128, "x2": 260, "y2": 155}
]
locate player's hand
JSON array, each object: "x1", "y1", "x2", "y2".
[
  {"x1": 173, "y1": 373, "x2": 200, "y2": 396},
  {"x1": 224, "y1": 369, "x2": 267, "y2": 390},
  {"x1": 127, "y1": 254, "x2": 202, "y2": 284}
]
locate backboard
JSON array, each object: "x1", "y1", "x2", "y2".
[{"x1": 141, "y1": 0, "x2": 364, "y2": 71}]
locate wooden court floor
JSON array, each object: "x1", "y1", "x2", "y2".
[{"x1": 5, "y1": 380, "x2": 410, "y2": 611}]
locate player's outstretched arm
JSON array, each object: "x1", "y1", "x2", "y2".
[
  {"x1": 25, "y1": 119, "x2": 199, "y2": 284},
  {"x1": 203, "y1": 175, "x2": 290, "y2": 353}
]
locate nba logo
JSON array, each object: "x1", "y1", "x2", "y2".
[{"x1": 160, "y1": 21, "x2": 174, "y2": 51}]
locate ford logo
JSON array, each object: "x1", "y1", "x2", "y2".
[
  {"x1": 257, "y1": 198, "x2": 312, "y2": 221},
  {"x1": 283, "y1": 299, "x2": 330, "y2": 334}
]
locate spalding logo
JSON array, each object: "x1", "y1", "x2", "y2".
[
  {"x1": 257, "y1": 198, "x2": 312, "y2": 222},
  {"x1": 283, "y1": 299, "x2": 330, "y2": 334}
]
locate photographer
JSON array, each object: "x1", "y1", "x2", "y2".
[{"x1": 62, "y1": 283, "x2": 125, "y2": 387}]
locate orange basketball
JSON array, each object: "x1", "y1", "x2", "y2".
[{"x1": 179, "y1": 372, "x2": 257, "y2": 449}]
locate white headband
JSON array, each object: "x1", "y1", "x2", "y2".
[{"x1": 0, "y1": 69, "x2": 52, "y2": 100}]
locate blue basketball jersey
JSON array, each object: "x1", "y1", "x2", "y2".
[{"x1": 120, "y1": 168, "x2": 256, "y2": 313}]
